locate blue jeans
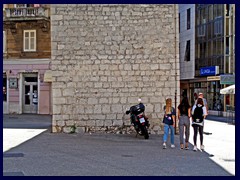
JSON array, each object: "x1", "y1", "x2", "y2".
[{"x1": 163, "y1": 124, "x2": 175, "y2": 144}]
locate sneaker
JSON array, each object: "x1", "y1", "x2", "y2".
[
  {"x1": 200, "y1": 145, "x2": 205, "y2": 151},
  {"x1": 171, "y1": 144, "x2": 175, "y2": 148},
  {"x1": 185, "y1": 146, "x2": 189, "y2": 150},
  {"x1": 163, "y1": 143, "x2": 167, "y2": 149},
  {"x1": 193, "y1": 146, "x2": 197, "y2": 151}
]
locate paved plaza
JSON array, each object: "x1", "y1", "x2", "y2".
[{"x1": 3, "y1": 114, "x2": 235, "y2": 176}]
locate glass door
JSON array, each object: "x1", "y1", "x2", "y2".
[{"x1": 23, "y1": 74, "x2": 38, "y2": 113}]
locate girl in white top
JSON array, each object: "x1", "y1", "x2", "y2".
[{"x1": 191, "y1": 98, "x2": 207, "y2": 151}]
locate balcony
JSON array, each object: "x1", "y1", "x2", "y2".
[{"x1": 3, "y1": 7, "x2": 50, "y2": 21}]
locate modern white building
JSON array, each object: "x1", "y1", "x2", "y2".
[
  {"x1": 179, "y1": 4, "x2": 235, "y2": 115},
  {"x1": 178, "y1": 4, "x2": 195, "y2": 105}
]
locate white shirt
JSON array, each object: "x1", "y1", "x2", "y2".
[{"x1": 191, "y1": 104, "x2": 207, "y2": 126}]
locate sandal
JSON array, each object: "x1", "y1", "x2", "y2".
[{"x1": 180, "y1": 144, "x2": 184, "y2": 150}]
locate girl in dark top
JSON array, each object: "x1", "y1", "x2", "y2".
[{"x1": 177, "y1": 97, "x2": 191, "y2": 150}]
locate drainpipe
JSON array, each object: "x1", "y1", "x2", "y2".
[{"x1": 174, "y1": 4, "x2": 178, "y2": 135}]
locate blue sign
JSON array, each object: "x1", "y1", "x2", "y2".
[{"x1": 200, "y1": 66, "x2": 219, "y2": 76}]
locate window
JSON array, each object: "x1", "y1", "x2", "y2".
[
  {"x1": 23, "y1": 30, "x2": 36, "y2": 51},
  {"x1": 194, "y1": 82, "x2": 201, "y2": 88},
  {"x1": 187, "y1": 8, "x2": 191, "y2": 30},
  {"x1": 214, "y1": 17, "x2": 223, "y2": 35},
  {"x1": 198, "y1": 24, "x2": 206, "y2": 37},
  {"x1": 179, "y1": 13, "x2": 180, "y2": 33},
  {"x1": 208, "y1": 5, "x2": 213, "y2": 21},
  {"x1": 226, "y1": 37, "x2": 229, "y2": 55},
  {"x1": 226, "y1": 4, "x2": 230, "y2": 16},
  {"x1": 14, "y1": 4, "x2": 27, "y2": 8},
  {"x1": 3, "y1": 31, "x2": 6, "y2": 53},
  {"x1": 14, "y1": 4, "x2": 35, "y2": 8},
  {"x1": 200, "y1": 42, "x2": 206, "y2": 58},
  {"x1": 184, "y1": 40, "x2": 190, "y2": 61}
]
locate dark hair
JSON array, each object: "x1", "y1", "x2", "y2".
[
  {"x1": 197, "y1": 98, "x2": 204, "y2": 106},
  {"x1": 193, "y1": 92, "x2": 198, "y2": 100},
  {"x1": 178, "y1": 97, "x2": 190, "y2": 114}
]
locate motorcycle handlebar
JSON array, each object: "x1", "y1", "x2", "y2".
[{"x1": 126, "y1": 110, "x2": 130, "y2": 115}]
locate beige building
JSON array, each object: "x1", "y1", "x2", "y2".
[{"x1": 3, "y1": 4, "x2": 52, "y2": 114}]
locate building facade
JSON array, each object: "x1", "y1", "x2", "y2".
[
  {"x1": 51, "y1": 4, "x2": 180, "y2": 133},
  {"x1": 3, "y1": 4, "x2": 52, "y2": 114},
  {"x1": 179, "y1": 4, "x2": 235, "y2": 115},
  {"x1": 179, "y1": 4, "x2": 195, "y2": 105}
]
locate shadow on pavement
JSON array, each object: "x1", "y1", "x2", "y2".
[
  {"x1": 3, "y1": 131, "x2": 233, "y2": 176},
  {"x1": 3, "y1": 114, "x2": 52, "y2": 130}
]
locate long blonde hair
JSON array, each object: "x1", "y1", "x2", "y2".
[{"x1": 165, "y1": 98, "x2": 172, "y2": 114}]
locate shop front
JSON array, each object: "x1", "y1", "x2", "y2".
[
  {"x1": 220, "y1": 74, "x2": 235, "y2": 113},
  {"x1": 206, "y1": 76, "x2": 224, "y2": 113},
  {"x1": 188, "y1": 77, "x2": 223, "y2": 115},
  {"x1": 187, "y1": 74, "x2": 235, "y2": 116},
  {"x1": 3, "y1": 60, "x2": 52, "y2": 114}
]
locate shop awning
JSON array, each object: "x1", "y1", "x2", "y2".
[
  {"x1": 44, "y1": 70, "x2": 52, "y2": 82},
  {"x1": 220, "y1": 84, "x2": 235, "y2": 94}
]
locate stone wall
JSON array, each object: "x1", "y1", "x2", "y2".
[{"x1": 51, "y1": 4, "x2": 180, "y2": 134}]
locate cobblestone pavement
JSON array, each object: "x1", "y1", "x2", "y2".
[{"x1": 3, "y1": 114, "x2": 235, "y2": 176}]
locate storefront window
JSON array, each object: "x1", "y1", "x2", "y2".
[{"x1": 207, "y1": 81, "x2": 224, "y2": 110}]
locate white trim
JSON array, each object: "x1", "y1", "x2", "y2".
[
  {"x1": 38, "y1": 73, "x2": 40, "y2": 114},
  {"x1": 6, "y1": 77, "x2": 9, "y2": 114},
  {"x1": 19, "y1": 73, "x2": 23, "y2": 114},
  {"x1": 3, "y1": 58, "x2": 51, "y2": 65},
  {"x1": 23, "y1": 30, "x2": 36, "y2": 52}
]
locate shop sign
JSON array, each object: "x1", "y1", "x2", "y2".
[
  {"x1": 207, "y1": 76, "x2": 220, "y2": 81},
  {"x1": 200, "y1": 66, "x2": 219, "y2": 76},
  {"x1": 220, "y1": 74, "x2": 235, "y2": 84},
  {"x1": 9, "y1": 78, "x2": 18, "y2": 89}
]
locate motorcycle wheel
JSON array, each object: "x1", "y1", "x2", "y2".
[{"x1": 142, "y1": 126, "x2": 149, "y2": 139}]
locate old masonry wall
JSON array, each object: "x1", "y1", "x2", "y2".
[{"x1": 51, "y1": 4, "x2": 180, "y2": 134}]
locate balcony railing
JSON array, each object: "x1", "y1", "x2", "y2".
[{"x1": 4, "y1": 7, "x2": 49, "y2": 19}]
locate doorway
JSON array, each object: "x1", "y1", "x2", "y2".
[{"x1": 23, "y1": 74, "x2": 38, "y2": 114}]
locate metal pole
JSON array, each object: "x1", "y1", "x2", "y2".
[
  {"x1": 174, "y1": 4, "x2": 178, "y2": 135},
  {"x1": 174, "y1": 90, "x2": 177, "y2": 134}
]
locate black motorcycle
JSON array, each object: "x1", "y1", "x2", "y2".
[{"x1": 126, "y1": 102, "x2": 150, "y2": 139}]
